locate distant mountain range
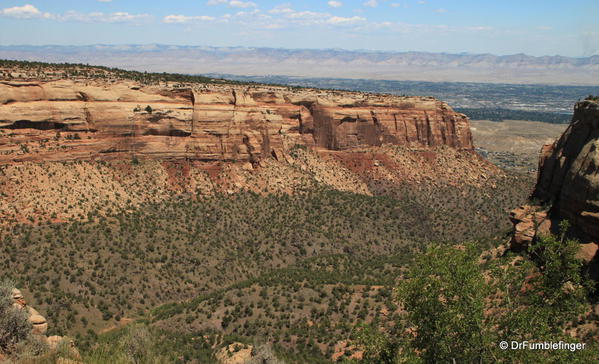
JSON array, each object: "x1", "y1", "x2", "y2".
[{"x1": 1, "y1": 44, "x2": 598, "y2": 85}]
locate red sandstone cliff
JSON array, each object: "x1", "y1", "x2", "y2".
[
  {"x1": 510, "y1": 99, "x2": 599, "y2": 268},
  {"x1": 0, "y1": 68, "x2": 504, "y2": 229},
  {"x1": 532, "y1": 100, "x2": 599, "y2": 241},
  {"x1": 0, "y1": 79, "x2": 472, "y2": 163}
]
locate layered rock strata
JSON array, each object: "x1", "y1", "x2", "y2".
[
  {"x1": 510, "y1": 99, "x2": 599, "y2": 270},
  {"x1": 0, "y1": 80, "x2": 472, "y2": 164}
]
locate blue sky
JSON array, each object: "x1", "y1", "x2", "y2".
[{"x1": 0, "y1": 1, "x2": 597, "y2": 56}]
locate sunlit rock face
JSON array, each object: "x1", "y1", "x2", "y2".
[{"x1": 0, "y1": 80, "x2": 472, "y2": 164}]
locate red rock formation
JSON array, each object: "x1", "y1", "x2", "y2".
[
  {"x1": 532, "y1": 100, "x2": 599, "y2": 242},
  {"x1": 508, "y1": 205, "x2": 556, "y2": 252},
  {"x1": 509, "y1": 99, "x2": 599, "y2": 269},
  {"x1": 0, "y1": 80, "x2": 472, "y2": 164}
]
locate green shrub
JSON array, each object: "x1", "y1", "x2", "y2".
[
  {"x1": 354, "y1": 231, "x2": 599, "y2": 363},
  {"x1": 397, "y1": 244, "x2": 489, "y2": 363},
  {"x1": 84, "y1": 325, "x2": 170, "y2": 364}
]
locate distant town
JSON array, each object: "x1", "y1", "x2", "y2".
[{"x1": 208, "y1": 74, "x2": 599, "y2": 123}]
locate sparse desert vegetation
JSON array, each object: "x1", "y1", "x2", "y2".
[
  {"x1": 1, "y1": 176, "x2": 528, "y2": 336},
  {"x1": 1, "y1": 60, "x2": 597, "y2": 364}
]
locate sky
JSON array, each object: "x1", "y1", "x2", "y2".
[{"x1": 0, "y1": 1, "x2": 598, "y2": 57}]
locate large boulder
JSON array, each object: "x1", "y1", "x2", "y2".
[
  {"x1": 576, "y1": 242, "x2": 599, "y2": 265},
  {"x1": 27, "y1": 307, "x2": 48, "y2": 336},
  {"x1": 11, "y1": 288, "x2": 47, "y2": 336},
  {"x1": 215, "y1": 343, "x2": 255, "y2": 364},
  {"x1": 509, "y1": 205, "x2": 553, "y2": 251}
]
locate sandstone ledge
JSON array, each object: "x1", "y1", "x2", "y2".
[{"x1": 0, "y1": 79, "x2": 472, "y2": 165}]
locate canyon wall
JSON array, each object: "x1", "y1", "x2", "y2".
[
  {"x1": 533, "y1": 99, "x2": 599, "y2": 241},
  {"x1": 0, "y1": 80, "x2": 472, "y2": 163},
  {"x1": 510, "y1": 99, "x2": 599, "y2": 269}
]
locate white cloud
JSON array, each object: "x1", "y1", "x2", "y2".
[
  {"x1": 327, "y1": 16, "x2": 365, "y2": 25},
  {"x1": 435, "y1": 8, "x2": 448, "y2": 13},
  {"x1": 234, "y1": 9, "x2": 262, "y2": 17},
  {"x1": 390, "y1": 3, "x2": 401, "y2": 8},
  {"x1": 269, "y1": 5, "x2": 294, "y2": 15},
  {"x1": 286, "y1": 11, "x2": 328, "y2": 20},
  {"x1": 328, "y1": 1, "x2": 343, "y2": 8},
  {"x1": 207, "y1": 0, "x2": 256, "y2": 8},
  {"x1": 465, "y1": 26, "x2": 493, "y2": 31},
  {"x1": 265, "y1": 5, "x2": 371, "y2": 28},
  {"x1": 0, "y1": 4, "x2": 52, "y2": 19},
  {"x1": 229, "y1": 1, "x2": 256, "y2": 8},
  {"x1": 97, "y1": 0, "x2": 113, "y2": 3},
  {"x1": 1, "y1": 4, "x2": 150, "y2": 23},
  {"x1": 58, "y1": 11, "x2": 151, "y2": 23},
  {"x1": 363, "y1": 0, "x2": 378, "y2": 7},
  {"x1": 163, "y1": 15, "x2": 215, "y2": 23}
]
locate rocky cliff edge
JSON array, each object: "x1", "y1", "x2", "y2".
[
  {"x1": 0, "y1": 79, "x2": 472, "y2": 164},
  {"x1": 510, "y1": 99, "x2": 599, "y2": 271}
]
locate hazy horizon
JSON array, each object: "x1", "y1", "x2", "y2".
[
  {"x1": 3, "y1": 44, "x2": 598, "y2": 85},
  {"x1": 0, "y1": 1, "x2": 597, "y2": 57},
  {"x1": 2, "y1": 43, "x2": 599, "y2": 59}
]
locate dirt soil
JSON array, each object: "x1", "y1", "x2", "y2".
[{"x1": 470, "y1": 119, "x2": 568, "y2": 173}]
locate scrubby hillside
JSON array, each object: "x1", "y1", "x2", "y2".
[
  {"x1": 0, "y1": 61, "x2": 539, "y2": 363},
  {"x1": 1, "y1": 171, "x2": 529, "y2": 334}
]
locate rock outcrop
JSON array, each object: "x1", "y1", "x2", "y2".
[
  {"x1": 215, "y1": 343, "x2": 255, "y2": 364},
  {"x1": 532, "y1": 99, "x2": 599, "y2": 241},
  {"x1": 0, "y1": 80, "x2": 472, "y2": 164},
  {"x1": 11, "y1": 288, "x2": 48, "y2": 336},
  {"x1": 11, "y1": 288, "x2": 80, "y2": 360},
  {"x1": 509, "y1": 99, "x2": 599, "y2": 269},
  {"x1": 215, "y1": 342, "x2": 282, "y2": 364},
  {"x1": 508, "y1": 205, "x2": 553, "y2": 252}
]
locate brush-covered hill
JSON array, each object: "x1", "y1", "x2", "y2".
[{"x1": 0, "y1": 60, "x2": 535, "y2": 363}]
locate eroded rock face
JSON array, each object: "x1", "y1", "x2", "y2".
[
  {"x1": 10, "y1": 288, "x2": 81, "y2": 361},
  {"x1": 11, "y1": 288, "x2": 48, "y2": 336},
  {"x1": 0, "y1": 80, "x2": 472, "y2": 164},
  {"x1": 509, "y1": 205, "x2": 553, "y2": 251},
  {"x1": 510, "y1": 99, "x2": 599, "y2": 268},
  {"x1": 533, "y1": 100, "x2": 599, "y2": 242}
]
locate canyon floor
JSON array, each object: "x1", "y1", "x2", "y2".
[{"x1": 471, "y1": 119, "x2": 568, "y2": 172}]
